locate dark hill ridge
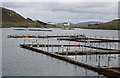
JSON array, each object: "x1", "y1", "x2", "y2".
[
  {"x1": 1, "y1": 7, "x2": 119, "y2": 29},
  {"x1": 2, "y1": 7, "x2": 26, "y2": 22},
  {"x1": 1, "y1": 7, "x2": 50, "y2": 27},
  {"x1": 79, "y1": 19, "x2": 120, "y2": 30},
  {"x1": 77, "y1": 21, "x2": 101, "y2": 26}
]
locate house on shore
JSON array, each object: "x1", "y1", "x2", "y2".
[{"x1": 63, "y1": 22, "x2": 70, "y2": 26}]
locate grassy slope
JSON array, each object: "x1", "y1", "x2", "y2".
[
  {"x1": 54, "y1": 19, "x2": 119, "y2": 30},
  {"x1": 1, "y1": 7, "x2": 54, "y2": 28},
  {"x1": 1, "y1": 7, "x2": 119, "y2": 29},
  {"x1": 79, "y1": 19, "x2": 120, "y2": 30}
]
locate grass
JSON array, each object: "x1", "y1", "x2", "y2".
[
  {"x1": 2, "y1": 21, "x2": 55, "y2": 28},
  {"x1": 79, "y1": 19, "x2": 119, "y2": 30},
  {"x1": 1, "y1": 19, "x2": 120, "y2": 30},
  {"x1": 54, "y1": 19, "x2": 120, "y2": 30}
]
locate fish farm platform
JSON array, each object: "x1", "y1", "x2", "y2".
[{"x1": 20, "y1": 44, "x2": 120, "y2": 78}]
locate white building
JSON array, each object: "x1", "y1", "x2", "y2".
[{"x1": 63, "y1": 22, "x2": 70, "y2": 26}]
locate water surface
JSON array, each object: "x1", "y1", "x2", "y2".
[{"x1": 2, "y1": 28, "x2": 119, "y2": 76}]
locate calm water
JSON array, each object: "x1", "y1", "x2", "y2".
[
  {"x1": 0, "y1": 28, "x2": 2, "y2": 77},
  {"x1": 2, "y1": 28, "x2": 119, "y2": 76}
]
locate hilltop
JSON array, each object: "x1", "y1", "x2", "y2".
[
  {"x1": 1, "y1": 7, "x2": 119, "y2": 30},
  {"x1": 77, "y1": 21, "x2": 101, "y2": 26},
  {"x1": 1, "y1": 7, "x2": 54, "y2": 28},
  {"x1": 78, "y1": 19, "x2": 119, "y2": 30}
]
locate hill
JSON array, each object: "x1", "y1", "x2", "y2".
[
  {"x1": 1, "y1": 7, "x2": 54, "y2": 28},
  {"x1": 77, "y1": 21, "x2": 101, "y2": 26},
  {"x1": 79, "y1": 19, "x2": 119, "y2": 30}
]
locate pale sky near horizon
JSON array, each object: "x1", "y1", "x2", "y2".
[
  {"x1": 1, "y1": 0, "x2": 119, "y2": 2},
  {"x1": 1, "y1": 1, "x2": 119, "y2": 23}
]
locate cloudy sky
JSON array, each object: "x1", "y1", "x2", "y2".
[{"x1": 2, "y1": 2, "x2": 118, "y2": 23}]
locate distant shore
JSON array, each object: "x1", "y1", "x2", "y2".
[{"x1": 0, "y1": 26, "x2": 120, "y2": 31}]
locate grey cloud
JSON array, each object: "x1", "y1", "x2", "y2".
[
  {"x1": 1, "y1": 2, "x2": 118, "y2": 23},
  {"x1": 76, "y1": 2, "x2": 112, "y2": 8},
  {"x1": 52, "y1": 7, "x2": 116, "y2": 14},
  {"x1": 2, "y1": 2, "x2": 26, "y2": 8},
  {"x1": 51, "y1": 2, "x2": 117, "y2": 14}
]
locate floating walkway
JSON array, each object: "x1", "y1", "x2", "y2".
[
  {"x1": 57, "y1": 37, "x2": 120, "y2": 42},
  {"x1": 14, "y1": 29, "x2": 52, "y2": 31},
  {"x1": 20, "y1": 44, "x2": 120, "y2": 78},
  {"x1": 55, "y1": 50, "x2": 120, "y2": 55},
  {"x1": 7, "y1": 35, "x2": 78, "y2": 38},
  {"x1": 7, "y1": 35, "x2": 120, "y2": 43},
  {"x1": 23, "y1": 44, "x2": 120, "y2": 52},
  {"x1": 105, "y1": 67, "x2": 120, "y2": 74}
]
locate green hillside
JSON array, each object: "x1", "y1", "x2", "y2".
[
  {"x1": 1, "y1": 7, "x2": 54, "y2": 28},
  {"x1": 1, "y1": 7, "x2": 119, "y2": 30},
  {"x1": 79, "y1": 19, "x2": 119, "y2": 30}
]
